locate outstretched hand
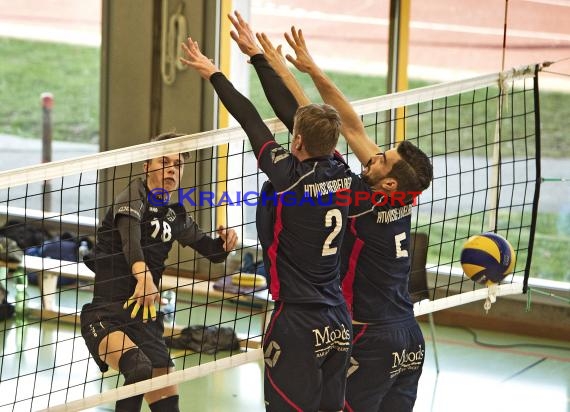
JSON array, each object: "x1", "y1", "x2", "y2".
[
  {"x1": 228, "y1": 10, "x2": 262, "y2": 58},
  {"x1": 256, "y1": 32, "x2": 289, "y2": 74},
  {"x1": 217, "y1": 225, "x2": 238, "y2": 252},
  {"x1": 180, "y1": 37, "x2": 220, "y2": 80},
  {"x1": 257, "y1": 30, "x2": 311, "y2": 106},
  {"x1": 283, "y1": 27, "x2": 318, "y2": 75}
]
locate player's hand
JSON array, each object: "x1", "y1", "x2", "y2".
[
  {"x1": 283, "y1": 27, "x2": 318, "y2": 75},
  {"x1": 217, "y1": 225, "x2": 238, "y2": 252},
  {"x1": 256, "y1": 32, "x2": 288, "y2": 75},
  {"x1": 180, "y1": 37, "x2": 220, "y2": 80},
  {"x1": 228, "y1": 10, "x2": 262, "y2": 58},
  {"x1": 123, "y1": 273, "x2": 159, "y2": 322}
]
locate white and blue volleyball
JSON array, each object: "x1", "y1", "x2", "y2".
[{"x1": 460, "y1": 232, "x2": 516, "y2": 285}]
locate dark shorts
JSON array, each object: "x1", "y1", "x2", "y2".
[
  {"x1": 344, "y1": 318, "x2": 425, "y2": 412},
  {"x1": 263, "y1": 301, "x2": 352, "y2": 412},
  {"x1": 80, "y1": 300, "x2": 174, "y2": 373}
]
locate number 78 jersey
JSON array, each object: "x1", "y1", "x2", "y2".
[
  {"x1": 94, "y1": 178, "x2": 212, "y2": 300},
  {"x1": 257, "y1": 143, "x2": 363, "y2": 306}
]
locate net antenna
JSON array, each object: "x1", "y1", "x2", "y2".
[{"x1": 487, "y1": 0, "x2": 510, "y2": 233}]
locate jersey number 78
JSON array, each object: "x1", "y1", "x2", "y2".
[{"x1": 150, "y1": 218, "x2": 172, "y2": 242}]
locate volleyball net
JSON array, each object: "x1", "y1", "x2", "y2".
[{"x1": 0, "y1": 63, "x2": 541, "y2": 411}]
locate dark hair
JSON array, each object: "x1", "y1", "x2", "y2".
[
  {"x1": 149, "y1": 132, "x2": 190, "y2": 161},
  {"x1": 386, "y1": 140, "x2": 433, "y2": 196},
  {"x1": 293, "y1": 104, "x2": 341, "y2": 157}
]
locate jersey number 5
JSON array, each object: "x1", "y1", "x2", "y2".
[
  {"x1": 150, "y1": 218, "x2": 172, "y2": 242},
  {"x1": 395, "y1": 232, "x2": 409, "y2": 258},
  {"x1": 322, "y1": 209, "x2": 343, "y2": 256}
]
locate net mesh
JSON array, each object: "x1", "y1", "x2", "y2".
[{"x1": 0, "y1": 64, "x2": 540, "y2": 411}]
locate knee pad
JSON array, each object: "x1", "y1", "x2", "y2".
[
  {"x1": 150, "y1": 395, "x2": 180, "y2": 412},
  {"x1": 118, "y1": 347, "x2": 153, "y2": 385}
]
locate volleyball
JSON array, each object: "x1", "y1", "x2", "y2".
[{"x1": 460, "y1": 232, "x2": 516, "y2": 285}]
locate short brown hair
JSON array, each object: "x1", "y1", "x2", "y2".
[
  {"x1": 293, "y1": 104, "x2": 341, "y2": 157},
  {"x1": 387, "y1": 140, "x2": 433, "y2": 196},
  {"x1": 149, "y1": 132, "x2": 190, "y2": 161}
]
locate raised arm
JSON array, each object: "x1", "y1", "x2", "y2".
[
  {"x1": 283, "y1": 27, "x2": 379, "y2": 166},
  {"x1": 228, "y1": 10, "x2": 306, "y2": 133},
  {"x1": 256, "y1": 32, "x2": 310, "y2": 107},
  {"x1": 180, "y1": 37, "x2": 273, "y2": 158}
]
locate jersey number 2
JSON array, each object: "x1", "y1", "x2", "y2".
[{"x1": 322, "y1": 209, "x2": 342, "y2": 256}]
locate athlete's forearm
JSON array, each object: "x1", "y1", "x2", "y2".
[
  {"x1": 250, "y1": 54, "x2": 300, "y2": 133},
  {"x1": 308, "y1": 68, "x2": 379, "y2": 165},
  {"x1": 192, "y1": 236, "x2": 229, "y2": 263},
  {"x1": 277, "y1": 69, "x2": 311, "y2": 108},
  {"x1": 116, "y1": 215, "x2": 146, "y2": 266},
  {"x1": 209, "y1": 72, "x2": 274, "y2": 157}
]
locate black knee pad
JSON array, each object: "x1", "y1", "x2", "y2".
[
  {"x1": 119, "y1": 347, "x2": 153, "y2": 385},
  {"x1": 150, "y1": 395, "x2": 180, "y2": 412}
]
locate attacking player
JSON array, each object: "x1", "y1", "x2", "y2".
[
  {"x1": 181, "y1": 29, "x2": 355, "y2": 412},
  {"x1": 80, "y1": 132, "x2": 238, "y2": 412}
]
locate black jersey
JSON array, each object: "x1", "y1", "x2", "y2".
[
  {"x1": 257, "y1": 142, "x2": 353, "y2": 305},
  {"x1": 92, "y1": 178, "x2": 227, "y2": 302},
  {"x1": 341, "y1": 177, "x2": 415, "y2": 325}
]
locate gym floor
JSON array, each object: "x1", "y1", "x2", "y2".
[
  {"x1": 1, "y1": 284, "x2": 569, "y2": 411},
  {"x1": 147, "y1": 321, "x2": 570, "y2": 412}
]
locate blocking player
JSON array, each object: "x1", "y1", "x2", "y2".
[
  {"x1": 181, "y1": 31, "x2": 354, "y2": 412},
  {"x1": 80, "y1": 132, "x2": 238, "y2": 412},
  {"x1": 251, "y1": 25, "x2": 433, "y2": 411}
]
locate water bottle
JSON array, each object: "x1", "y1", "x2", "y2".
[
  {"x1": 78, "y1": 240, "x2": 89, "y2": 262},
  {"x1": 14, "y1": 267, "x2": 26, "y2": 318},
  {"x1": 162, "y1": 290, "x2": 176, "y2": 322}
]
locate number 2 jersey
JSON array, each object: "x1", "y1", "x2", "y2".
[
  {"x1": 256, "y1": 142, "x2": 356, "y2": 306},
  {"x1": 90, "y1": 178, "x2": 228, "y2": 302},
  {"x1": 207, "y1": 69, "x2": 368, "y2": 307},
  {"x1": 340, "y1": 177, "x2": 415, "y2": 325}
]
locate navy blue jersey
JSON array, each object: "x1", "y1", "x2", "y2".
[
  {"x1": 92, "y1": 178, "x2": 226, "y2": 302},
  {"x1": 341, "y1": 177, "x2": 415, "y2": 324},
  {"x1": 256, "y1": 142, "x2": 354, "y2": 305}
]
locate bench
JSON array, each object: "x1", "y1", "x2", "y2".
[
  {"x1": 0, "y1": 205, "x2": 98, "y2": 234},
  {"x1": 17, "y1": 255, "x2": 272, "y2": 349}
]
